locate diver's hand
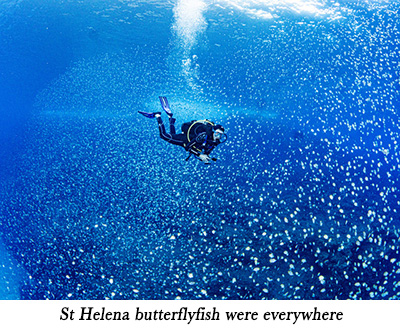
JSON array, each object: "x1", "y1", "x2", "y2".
[{"x1": 199, "y1": 154, "x2": 211, "y2": 164}]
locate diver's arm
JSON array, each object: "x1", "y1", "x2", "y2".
[
  {"x1": 185, "y1": 139, "x2": 201, "y2": 155},
  {"x1": 204, "y1": 144, "x2": 216, "y2": 155},
  {"x1": 188, "y1": 146, "x2": 202, "y2": 157},
  {"x1": 186, "y1": 149, "x2": 217, "y2": 164},
  {"x1": 186, "y1": 134, "x2": 217, "y2": 162},
  {"x1": 185, "y1": 144, "x2": 212, "y2": 163}
]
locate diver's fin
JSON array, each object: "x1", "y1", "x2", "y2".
[
  {"x1": 159, "y1": 96, "x2": 173, "y2": 117},
  {"x1": 138, "y1": 111, "x2": 161, "y2": 118}
]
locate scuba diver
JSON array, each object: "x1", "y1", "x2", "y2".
[{"x1": 138, "y1": 96, "x2": 227, "y2": 164}]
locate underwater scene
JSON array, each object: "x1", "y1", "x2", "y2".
[{"x1": 0, "y1": 0, "x2": 399, "y2": 299}]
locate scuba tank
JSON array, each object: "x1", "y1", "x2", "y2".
[{"x1": 181, "y1": 119, "x2": 215, "y2": 143}]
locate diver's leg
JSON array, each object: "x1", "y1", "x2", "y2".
[
  {"x1": 169, "y1": 117, "x2": 177, "y2": 135},
  {"x1": 156, "y1": 116, "x2": 185, "y2": 147},
  {"x1": 156, "y1": 116, "x2": 170, "y2": 141}
]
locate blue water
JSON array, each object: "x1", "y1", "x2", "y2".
[{"x1": 1, "y1": 0, "x2": 399, "y2": 299}]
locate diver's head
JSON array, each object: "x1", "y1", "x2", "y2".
[{"x1": 213, "y1": 124, "x2": 227, "y2": 143}]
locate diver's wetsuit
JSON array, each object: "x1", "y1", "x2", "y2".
[{"x1": 156, "y1": 116, "x2": 219, "y2": 156}]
